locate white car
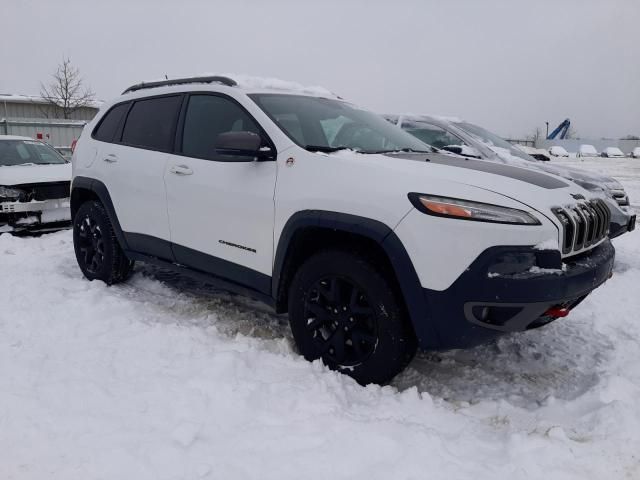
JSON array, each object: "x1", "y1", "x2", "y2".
[
  {"x1": 632, "y1": 147, "x2": 640, "y2": 159},
  {"x1": 549, "y1": 146, "x2": 570, "y2": 157},
  {"x1": 602, "y1": 147, "x2": 625, "y2": 158},
  {"x1": 578, "y1": 144, "x2": 598, "y2": 157},
  {"x1": 0, "y1": 135, "x2": 72, "y2": 234},
  {"x1": 71, "y1": 75, "x2": 615, "y2": 384},
  {"x1": 516, "y1": 145, "x2": 550, "y2": 161}
]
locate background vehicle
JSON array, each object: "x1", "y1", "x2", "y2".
[
  {"x1": 385, "y1": 114, "x2": 635, "y2": 238},
  {"x1": 0, "y1": 135, "x2": 71, "y2": 234},
  {"x1": 578, "y1": 144, "x2": 599, "y2": 157},
  {"x1": 602, "y1": 147, "x2": 625, "y2": 158},
  {"x1": 72, "y1": 76, "x2": 615, "y2": 385},
  {"x1": 632, "y1": 147, "x2": 640, "y2": 158},
  {"x1": 54, "y1": 146, "x2": 73, "y2": 161},
  {"x1": 549, "y1": 145, "x2": 570, "y2": 157},
  {"x1": 517, "y1": 145, "x2": 550, "y2": 161}
]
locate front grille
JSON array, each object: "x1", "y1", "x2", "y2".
[
  {"x1": 14, "y1": 182, "x2": 71, "y2": 202},
  {"x1": 552, "y1": 199, "x2": 610, "y2": 255}
]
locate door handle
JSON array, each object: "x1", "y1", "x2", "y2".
[
  {"x1": 103, "y1": 154, "x2": 118, "y2": 163},
  {"x1": 170, "y1": 165, "x2": 193, "y2": 176}
]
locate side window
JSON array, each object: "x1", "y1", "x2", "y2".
[
  {"x1": 121, "y1": 96, "x2": 182, "y2": 151},
  {"x1": 93, "y1": 103, "x2": 129, "y2": 142},
  {"x1": 181, "y1": 95, "x2": 261, "y2": 160},
  {"x1": 403, "y1": 121, "x2": 466, "y2": 149}
]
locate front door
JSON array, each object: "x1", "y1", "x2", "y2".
[{"x1": 164, "y1": 93, "x2": 277, "y2": 292}]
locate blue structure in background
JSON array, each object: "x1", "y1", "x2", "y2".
[{"x1": 547, "y1": 118, "x2": 571, "y2": 140}]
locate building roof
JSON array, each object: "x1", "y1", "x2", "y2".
[
  {"x1": 0, "y1": 93, "x2": 103, "y2": 109},
  {"x1": 0, "y1": 135, "x2": 34, "y2": 141}
]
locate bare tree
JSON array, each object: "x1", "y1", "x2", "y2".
[{"x1": 40, "y1": 58, "x2": 95, "y2": 119}]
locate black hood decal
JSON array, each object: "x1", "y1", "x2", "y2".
[{"x1": 386, "y1": 153, "x2": 568, "y2": 190}]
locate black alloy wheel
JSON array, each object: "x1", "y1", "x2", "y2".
[
  {"x1": 304, "y1": 275, "x2": 378, "y2": 367},
  {"x1": 76, "y1": 214, "x2": 105, "y2": 274},
  {"x1": 288, "y1": 249, "x2": 417, "y2": 385},
  {"x1": 73, "y1": 200, "x2": 134, "y2": 284}
]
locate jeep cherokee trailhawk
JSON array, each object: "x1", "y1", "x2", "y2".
[{"x1": 71, "y1": 75, "x2": 615, "y2": 384}]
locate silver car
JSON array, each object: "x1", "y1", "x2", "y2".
[{"x1": 385, "y1": 114, "x2": 635, "y2": 238}]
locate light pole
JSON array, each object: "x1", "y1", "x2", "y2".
[{"x1": 545, "y1": 121, "x2": 549, "y2": 139}]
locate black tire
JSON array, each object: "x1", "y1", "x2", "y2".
[
  {"x1": 288, "y1": 249, "x2": 417, "y2": 385},
  {"x1": 73, "y1": 200, "x2": 134, "y2": 285}
]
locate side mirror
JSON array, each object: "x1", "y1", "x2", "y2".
[
  {"x1": 442, "y1": 145, "x2": 482, "y2": 159},
  {"x1": 214, "y1": 131, "x2": 275, "y2": 161}
]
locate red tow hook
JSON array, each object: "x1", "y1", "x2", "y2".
[{"x1": 545, "y1": 306, "x2": 570, "y2": 318}]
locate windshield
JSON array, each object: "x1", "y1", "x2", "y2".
[
  {"x1": 249, "y1": 94, "x2": 433, "y2": 154},
  {"x1": 0, "y1": 140, "x2": 68, "y2": 166},
  {"x1": 454, "y1": 122, "x2": 533, "y2": 162}
]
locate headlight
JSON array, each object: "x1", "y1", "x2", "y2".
[
  {"x1": 408, "y1": 193, "x2": 541, "y2": 225},
  {"x1": 0, "y1": 186, "x2": 24, "y2": 201}
]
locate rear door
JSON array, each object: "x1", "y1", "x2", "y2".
[
  {"x1": 164, "y1": 93, "x2": 277, "y2": 290},
  {"x1": 96, "y1": 95, "x2": 182, "y2": 259}
]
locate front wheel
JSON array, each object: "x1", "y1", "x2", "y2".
[
  {"x1": 73, "y1": 200, "x2": 134, "y2": 285},
  {"x1": 288, "y1": 250, "x2": 417, "y2": 385}
]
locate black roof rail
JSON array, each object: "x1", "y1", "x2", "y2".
[{"x1": 122, "y1": 75, "x2": 237, "y2": 94}]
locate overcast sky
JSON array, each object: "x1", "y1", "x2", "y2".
[{"x1": 2, "y1": 0, "x2": 638, "y2": 139}]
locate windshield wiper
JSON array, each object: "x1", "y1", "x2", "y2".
[
  {"x1": 305, "y1": 145, "x2": 351, "y2": 153},
  {"x1": 368, "y1": 147, "x2": 434, "y2": 154}
]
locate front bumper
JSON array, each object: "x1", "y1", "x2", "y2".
[
  {"x1": 0, "y1": 198, "x2": 71, "y2": 233},
  {"x1": 419, "y1": 239, "x2": 615, "y2": 349}
]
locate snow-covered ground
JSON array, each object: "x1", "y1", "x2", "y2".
[{"x1": 1, "y1": 158, "x2": 639, "y2": 479}]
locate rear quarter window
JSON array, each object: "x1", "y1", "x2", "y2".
[
  {"x1": 93, "y1": 103, "x2": 130, "y2": 142},
  {"x1": 121, "y1": 96, "x2": 182, "y2": 151}
]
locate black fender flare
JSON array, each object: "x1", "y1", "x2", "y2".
[
  {"x1": 272, "y1": 210, "x2": 437, "y2": 346},
  {"x1": 71, "y1": 176, "x2": 129, "y2": 251}
]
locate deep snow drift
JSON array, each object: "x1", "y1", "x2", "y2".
[{"x1": 1, "y1": 158, "x2": 640, "y2": 479}]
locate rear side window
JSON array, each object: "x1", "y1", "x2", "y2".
[
  {"x1": 122, "y1": 96, "x2": 182, "y2": 151},
  {"x1": 181, "y1": 95, "x2": 261, "y2": 160},
  {"x1": 93, "y1": 103, "x2": 129, "y2": 142}
]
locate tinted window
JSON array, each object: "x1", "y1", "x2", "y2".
[
  {"x1": 122, "y1": 96, "x2": 182, "y2": 151},
  {"x1": 182, "y1": 95, "x2": 260, "y2": 159},
  {"x1": 93, "y1": 103, "x2": 129, "y2": 142}
]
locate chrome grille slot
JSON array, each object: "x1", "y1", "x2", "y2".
[{"x1": 552, "y1": 199, "x2": 610, "y2": 256}]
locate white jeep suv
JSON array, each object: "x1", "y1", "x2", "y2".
[{"x1": 71, "y1": 75, "x2": 615, "y2": 385}]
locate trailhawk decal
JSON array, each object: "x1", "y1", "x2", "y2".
[{"x1": 218, "y1": 239, "x2": 257, "y2": 254}]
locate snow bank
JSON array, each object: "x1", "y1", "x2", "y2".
[{"x1": 1, "y1": 159, "x2": 640, "y2": 479}]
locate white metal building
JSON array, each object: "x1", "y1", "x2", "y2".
[{"x1": 0, "y1": 94, "x2": 101, "y2": 148}]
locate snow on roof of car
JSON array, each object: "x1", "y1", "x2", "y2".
[
  {"x1": 579, "y1": 144, "x2": 598, "y2": 152},
  {"x1": 604, "y1": 147, "x2": 625, "y2": 155},
  {"x1": 121, "y1": 73, "x2": 339, "y2": 98}
]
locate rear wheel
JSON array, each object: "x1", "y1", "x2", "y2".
[
  {"x1": 73, "y1": 200, "x2": 134, "y2": 284},
  {"x1": 288, "y1": 250, "x2": 417, "y2": 385}
]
